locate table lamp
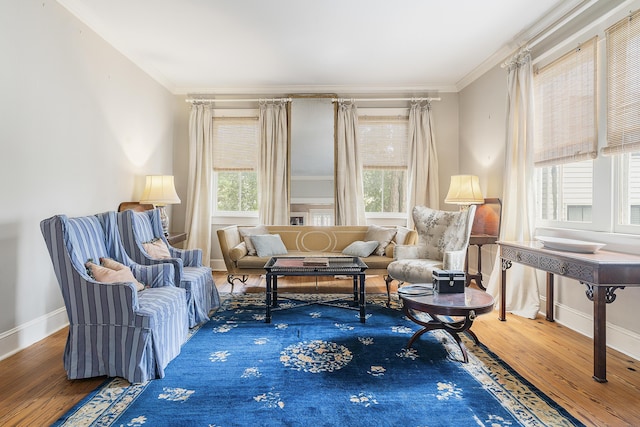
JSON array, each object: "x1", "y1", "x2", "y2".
[
  {"x1": 139, "y1": 175, "x2": 181, "y2": 235},
  {"x1": 444, "y1": 175, "x2": 484, "y2": 209}
]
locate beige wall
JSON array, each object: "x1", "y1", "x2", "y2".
[{"x1": 0, "y1": 1, "x2": 176, "y2": 359}]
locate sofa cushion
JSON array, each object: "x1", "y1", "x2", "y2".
[
  {"x1": 251, "y1": 234, "x2": 288, "y2": 257},
  {"x1": 365, "y1": 224, "x2": 397, "y2": 256},
  {"x1": 342, "y1": 240, "x2": 379, "y2": 257},
  {"x1": 239, "y1": 225, "x2": 268, "y2": 256}
]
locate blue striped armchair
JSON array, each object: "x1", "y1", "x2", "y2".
[
  {"x1": 117, "y1": 208, "x2": 220, "y2": 327},
  {"x1": 40, "y1": 212, "x2": 189, "y2": 384}
]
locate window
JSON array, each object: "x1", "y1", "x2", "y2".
[
  {"x1": 605, "y1": 11, "x2": 640, "y2": 232},
  {"x1": 618, "y1": 152, "x2": 640, "y2": 226},
  {"x1": 357, "y1": 115, "x2": 409, "y2": 214},
  {"x1": 212, "y1": 115, "x2": 259, "y2": 214},
  {"x1": 534, "y1": 37, "x2": 597, "y2": 225}
]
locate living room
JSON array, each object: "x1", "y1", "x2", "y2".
[{"x1": 3, "y1": 0, "x2": 640, "y2": 425}]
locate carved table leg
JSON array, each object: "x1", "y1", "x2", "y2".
[
  {"x1": 546, "y1": 272, "x2": 555, "y2": 322},
  {"x1": 583, "y1": 283, "x2": 625, "y2": 383},
  {"x1": 593, "y1": 285, "x2": 607, "y2": 383},
  {"x1": 499, "y1": 258, "x2": 512, "y2": 321},
  {"x1": 403, "y1": 307, "x2": 477, "y2": 363}
]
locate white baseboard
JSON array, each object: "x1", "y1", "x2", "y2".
[
  {"x1": 541, "y1": 296, "x2": 640, "y2": 361},
  {"x1": 211, "y1": 259, "x2": 226, "y2": 272},
  {"x1": 0, "y1": 307, "x2": 69, "y2": 361}
]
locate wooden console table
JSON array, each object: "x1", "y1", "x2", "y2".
[{"x1": 499, "y1": 240, "x2": 640, "y2": 382}]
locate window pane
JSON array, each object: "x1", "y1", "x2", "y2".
[
  {"x1": 536, "y1": 160, "x2": 593, "y2": 222},
  {"x1": 358, "y1": 113, "x2": 409, "y2": 214},
  {"x1": 363, "y1": 169, "x2": 406, "y2": 213},
  {"x1": 216, "y1": 171, "x2": 258, "y2": 212},
  {"x1": 619, "y1": 152, "x2": 640, "y2": 225}
]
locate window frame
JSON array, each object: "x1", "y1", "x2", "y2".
[{"x1": 357, "y1": 107, "x2": 410, "y2": 220}]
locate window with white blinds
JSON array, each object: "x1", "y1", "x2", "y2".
[
  {"x1": 534, "y1": 36, "x2": 598, "y2": 166},
  {"x1": 212, "y1": 116, "x2": 259, "y2": 171},
  {"x1": 212, "y1": 115, "x2": 260, "y2": 213},
  {"x1": 604, "y1": 10, "x2": 640, "y2": 156},
  {"x1": 358, "y1": 116, "x2": 409, "y2": 169},
  {"x1": 357, "y1": 115, "x2": 409, "y2": 214}
]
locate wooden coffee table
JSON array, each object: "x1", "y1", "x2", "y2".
[{"x1": 399, "y1": 286, "x2": 495, "y2": 362}]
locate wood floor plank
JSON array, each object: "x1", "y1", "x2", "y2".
[{"x1": 1, "y1": 273, "x2": 638, "y2": 426}]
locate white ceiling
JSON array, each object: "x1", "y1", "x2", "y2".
[{"x1": 58, "y1": 0, "x2": 572, "y2": 95}]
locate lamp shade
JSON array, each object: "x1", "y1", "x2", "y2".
[
  {"x1": 444, "y1": 175, "x2": 484, "y2": 205},
  {"x1": 139, "y1": 175, "x2": 181, "y2": 206}
]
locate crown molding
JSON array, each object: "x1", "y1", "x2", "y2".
[
  {"x1": 173, "y1": 84, "x2": 459, "y2": 96},
  {"x1": 456, "y1": 0, "x2": 595, "y2": 91}
]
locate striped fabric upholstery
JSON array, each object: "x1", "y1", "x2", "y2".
[
  {"x1": 117, "y1": 209, "x2": 220, "y2": 327},
  {"x1": 40, "y1": 212, "x2": 189, "y2": 383}
]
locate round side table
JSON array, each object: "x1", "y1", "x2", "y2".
[{"x1": 399, "y1": 286, "x2": 495, "y2": 363}]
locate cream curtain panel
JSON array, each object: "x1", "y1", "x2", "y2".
[
  {"x1": 185, "y1": 104, "x2": 213, "y2": 267},
  {"x1": 407, "y1": 102, "x2": 439, "y2": 229},
  {"x1": 336, "y1": 102, "x2": 366, "y2": 225},
  {"x1": 486, "y1": 50, "x2": 540, "y2": 319},
  {"x1": 258, "y1": 101, "x2": 289, "y2": 225}
]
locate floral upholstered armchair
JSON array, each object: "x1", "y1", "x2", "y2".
[
  {"x1": 117, "y1": 208, "x2": 220, "y2": 327},
  {"x1": 386, "y1": 205, "x2": 477, "y2": 305},
  {"x1": 40, "y1": 211, "x2": 189, "y2": 383}
]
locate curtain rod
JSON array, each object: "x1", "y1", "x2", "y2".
[
  {"x1": 186, "y1": 97, "x2": 292, "y2": 104},
  {"x1": 332, "y1": 97, "x2": 441, "y2": 103}
]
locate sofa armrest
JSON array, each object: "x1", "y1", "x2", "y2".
[{"x1": 229, "y1": 241, "x2": 248, "y2": 262}]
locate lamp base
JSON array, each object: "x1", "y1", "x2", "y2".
[{"x1": 157, "y1": 205, "x2": 170, "y2": 236}]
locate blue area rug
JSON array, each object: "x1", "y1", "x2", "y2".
[{"x1": 53, "y1": 294, "x2": 583, "y2": 427}]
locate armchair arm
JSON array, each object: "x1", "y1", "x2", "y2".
[
  {"x1": 168, "y1": 246, "x2": 203, "y2": 267},
  {"x1": 130, "y1": 262, "x2": 176, "y2": 288},
  {"x1": 443, "y1": 249, "x2": 467, "y2": 271},
  {"x1": 76, "y1": 279, "x2": 141, "y2": 326}
]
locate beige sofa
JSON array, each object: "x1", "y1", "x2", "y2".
[{"x1": 217, "y1": 224, "x2": 417, "y2": 289}]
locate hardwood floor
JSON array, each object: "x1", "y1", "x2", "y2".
[{"x1": 1, "y1": 273, "x2": 639, "y2": 426}]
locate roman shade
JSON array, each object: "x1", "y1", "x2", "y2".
[
  {"x1": 534, "y1": 37, "x2": 598, "y2": 166},
  {"x1": 603, "y1": 11, "x2": 640, "y2": 155},
  {"x1": 212, "y1": 116, "x2": 259, "y2": 171}
]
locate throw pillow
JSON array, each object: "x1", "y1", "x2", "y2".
[
  {"x1": 239, "y1": 225, "x2": 268, "y2": 256},
  {"x1": 142, "y1": 238, "x2": 171, "y2": 259},
  {"x1": 250, "y1": 234, "x2": 288, "y2": 257},
  {"x1": 85, "y1": 260, "x2": 145, "y2": 291},
  {"x1": 364, "y1": 224, "x2": 397, "y2": 256},
  {"x1": 99, "y1": 257, "x2": 128, "y2": 271},
  {"x1": 394, "y1": 226, "x2": 413, "y2": 245},
  {"x1": 341, "y1": 240, "x2": 379, "y2": 257}
]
